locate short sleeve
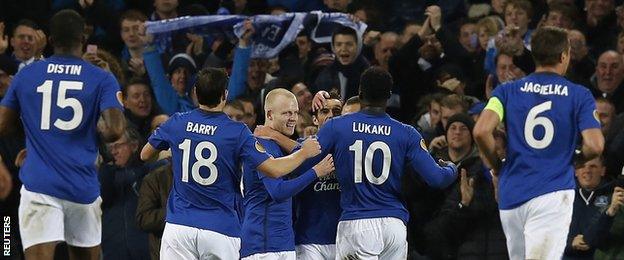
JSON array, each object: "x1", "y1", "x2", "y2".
[
  {"x1": 490, "y1": 83, "x2": 507, "y2": 108},
  {"x1": 148, "y1": 117, "x2": 172, "y2": 150},
  {"x1": 99, "y1": 72, "x2": 123, "y2": 112},
  {"x1": 239, "y1": 127, "x2": 271, "y2": 169},
  {"x1": 0, "y1": 74, "x2": 21, "y2": 111},
  {"x1": 577, "y1": 89, "x2": 601, "y2": 132}
]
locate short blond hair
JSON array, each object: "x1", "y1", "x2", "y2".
[{"x1": 264, "y1": 88, "x2": 297, "y2": 113}]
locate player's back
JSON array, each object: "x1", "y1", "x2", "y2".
[
  {"x1": 0, "y1": 55, "x2": 122, "y2": 204},
  {"x1": 149, "y1": 109, "x2": 266, "y2": 238},
  {"x1": 317, "y1": 111, "x2": 441, "y2": 223},
  {"x1": 492, "y1": 72, "x2": 599, "y2": 209}
]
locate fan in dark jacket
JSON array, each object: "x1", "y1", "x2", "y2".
[
  {"x1": 563, "y1": 157, "x2": 620, "y2": 260},
  {"x1": 99, "y1": 128, "x2": 150, "y2": 260},
  {"x1": 313, "y1": 26, "x2": 370, "y2": 101},
  {"x1": 136, "y1": 162, "x2": 173, "y2": 260}
]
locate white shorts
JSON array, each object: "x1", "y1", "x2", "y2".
[
  {"x1": 18, "y1": 186, "x2": 102, "y2": 250},
  {"x1": 499, "y1": 189, "x2": 574, "y2": 260},
  {"x1": 296, "y1": 244, "x2": 335, "y2": 260},
  {"x1": 241, "y1": 251, "x2": 296, "y2": 260},
  {"x1": 160, "y1": 222, "x2": 240, "y2": 260},
  {"x1": 335, "y1": 217, "x2": 407, "y2": 260}
]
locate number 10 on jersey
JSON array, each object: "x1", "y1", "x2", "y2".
[{"x1": 349, "y1": 140, "x2": 392, "y2": 185}]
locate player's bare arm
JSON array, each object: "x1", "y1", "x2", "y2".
[
  {"x1": 474, "y1": 109, "x2": 502, "y2": 173},
  {"x1": 257, "y1": 137, "x2": 321, "y2": 178},
  {"x1": 139, "y1": 143, "x2": 160, "y2": 162},
  {"x1": 254, "y1": 125, "x2": 298, "y2": 153},
  {"x1": 0, "y1": 106, "x2": 18, "y2": 136},
  {"x1": 99, "y1": 108, "x2": 126, "y2": 143},
  {"x1": 580, "y1": 128, "x2": 604, "y2": 161}
]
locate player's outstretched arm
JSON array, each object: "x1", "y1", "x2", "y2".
[
  {"x1": 140, "y1": 143, "x2": 161, "y2": 162},
  {"x1": 254, "y1": 125, "x2": 298, "y2": 153},
  {"x1": 99, "y1": 108, "x2": 126, "y2": 143},
  {"x1": 262, "y1": 154, "x2": 334, "y2": 201},
  {"x1": 257, "y1": 137, "x2": 321, "y2": 178},
  {"x1": 473, "y1": 109, "x2": 502, "y2": 173},
  {"x1": 0, "y1": 107, "x2": 17, "y2": 137},
  {"x1": 580, "y1": 128, "x2": 604, "y2": 161}
]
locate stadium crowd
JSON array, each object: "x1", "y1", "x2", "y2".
[{"x1": 0, "y1": 0, "x2": 623, "y2": 259}]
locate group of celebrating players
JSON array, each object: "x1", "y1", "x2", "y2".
[{"x1": 0, "y1": 5, "x2": 620, "y2": 260}]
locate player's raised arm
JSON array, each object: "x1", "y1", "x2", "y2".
[
  {"x1": 257, "y1": 137, "x2": 321, "y2": 178},
  {"x1": 473, "y1": 108, "x2": 502, "y2": 173},
  {"x1": 99, "y1": 108, "x2": 126, "y2": 143}
]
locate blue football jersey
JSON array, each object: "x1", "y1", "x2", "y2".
[
  {"x1": 489, "y1": 72, "x2": 600, "y2": 209},
  {"x1": 293, "y1": 171, "x2": 341, "y2": 245},
  {"x1": 240, "y1": 138, "x2": 317, "y2": 257},
  {"x1": 148, "y1": 109, "x2": 270, "y2": 237},
  {"x1": 315, "y1": 111, "x2": 457, "y2": 223},
  {"x1": 0, "y1": 55, "x2": 122, "y2": 204}
]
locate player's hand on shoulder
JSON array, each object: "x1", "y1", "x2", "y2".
[
  {"x1": 438, "y1": 159, "x2": 457, "y2": 173},
  {"x1": 254, "y1": 125, "x2": 277, "y2": 139},
  {"x1": 301, "y1": 136, "x2": 321, "y2": 158},
  {"x1": 313, "y1": 154, "x2": 335, "y2": 178}
]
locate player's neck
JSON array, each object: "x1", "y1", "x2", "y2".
[
  {"x1": 534, "y1": 65, "x2": 565, "y2": 76},
  {"x1": 198, "y1": 104, "x2": 224, "y2": 113},
  {"x1": 54, "y1": 48, "x2": 82, "y2": 58}
]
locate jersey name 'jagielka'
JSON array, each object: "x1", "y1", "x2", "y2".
[
  {"x1": 0, "y1": 55, "x2": 122, "y2": 204},
  {"x1": 488, "y1": 72, "x2": 600, "y2": 209},
  {"x1": 148, "y1": 109, "x2": 270, "y2": 237}
]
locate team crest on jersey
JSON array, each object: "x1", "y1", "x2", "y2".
[
  {"x1": 420, "y1": 139, "x2": 427, "y2": 151},
  {"x1": 255, "y1": 141, "x2": 266, "y2": 153},
  {"x1": 116, "y1": 91, "x2": 123, "y2": 106},
  {"x1": 594, "y1": 195, "x2": 609, "y2": 208}
]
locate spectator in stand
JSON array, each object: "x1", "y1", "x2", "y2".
[
  {"x1": 223, "y1": 99, "x2": 247, "y2": 123},
  {"x1": 585, "y1": 0, "x2": 618, "y2": 58},
  {"x1": 593, "y1": 184, "x2": 624, "y2": 259},
  {"x1": 291, "y1": 82, "x2": 313, "y2": 114},
  {"x1": 151, "y1": 0, "x2": 178, "y2": 20},
  {"x1": 144, "y1": 49, "x2": 198, "y2": 115},
  {"x1": 136, "y1": 163, "x2": 173, "y2": 260},
  {"x1": 314, "y1": 26, "x2": 370, "y2": 101},
  {"x1": 227, "y1": 20, "x2": 273, "y2": 122},
  {"x1": 564, "y1": 157, "x2": 623, "y2": 259},
  {"x1": 591, "y1": 50, "x2": 624, "y2": 113},
  {"x1": 416, "y1": 93, "x2": 446, "y2": 143},
  {"x1": 372, "y1": 32, "x2": 398, "y2": 72},
  {"x1": 122, "y1": 78, "x2": 168, "y2": 139},
  {"x1": 428, "y1": 94, "x2": 468, "y2": 152},
  {"x1": 566, "y1": 30, "x2": 595, "y2": 88},
  {"x1": 503, "y1": 0, "x2": 533, "y2": 48},
  {"x1": 5, "y1": 19, "x2": 46, "y2": 71},
  {"x1": 424, "y1": 116, "x2": 507, "y2": 259},
  {"x1": 119, "y1": 10, "x2": 148, "y2": 80},
  {"x1": 99, "y1": 128, "x2": 150, "y2": 260},
  {"x1": 544, "y1": 3, "x2": 578, "y2": 30},
  {"x1": 595, "y1": 98, "x2": 616, "y2": 136}
]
